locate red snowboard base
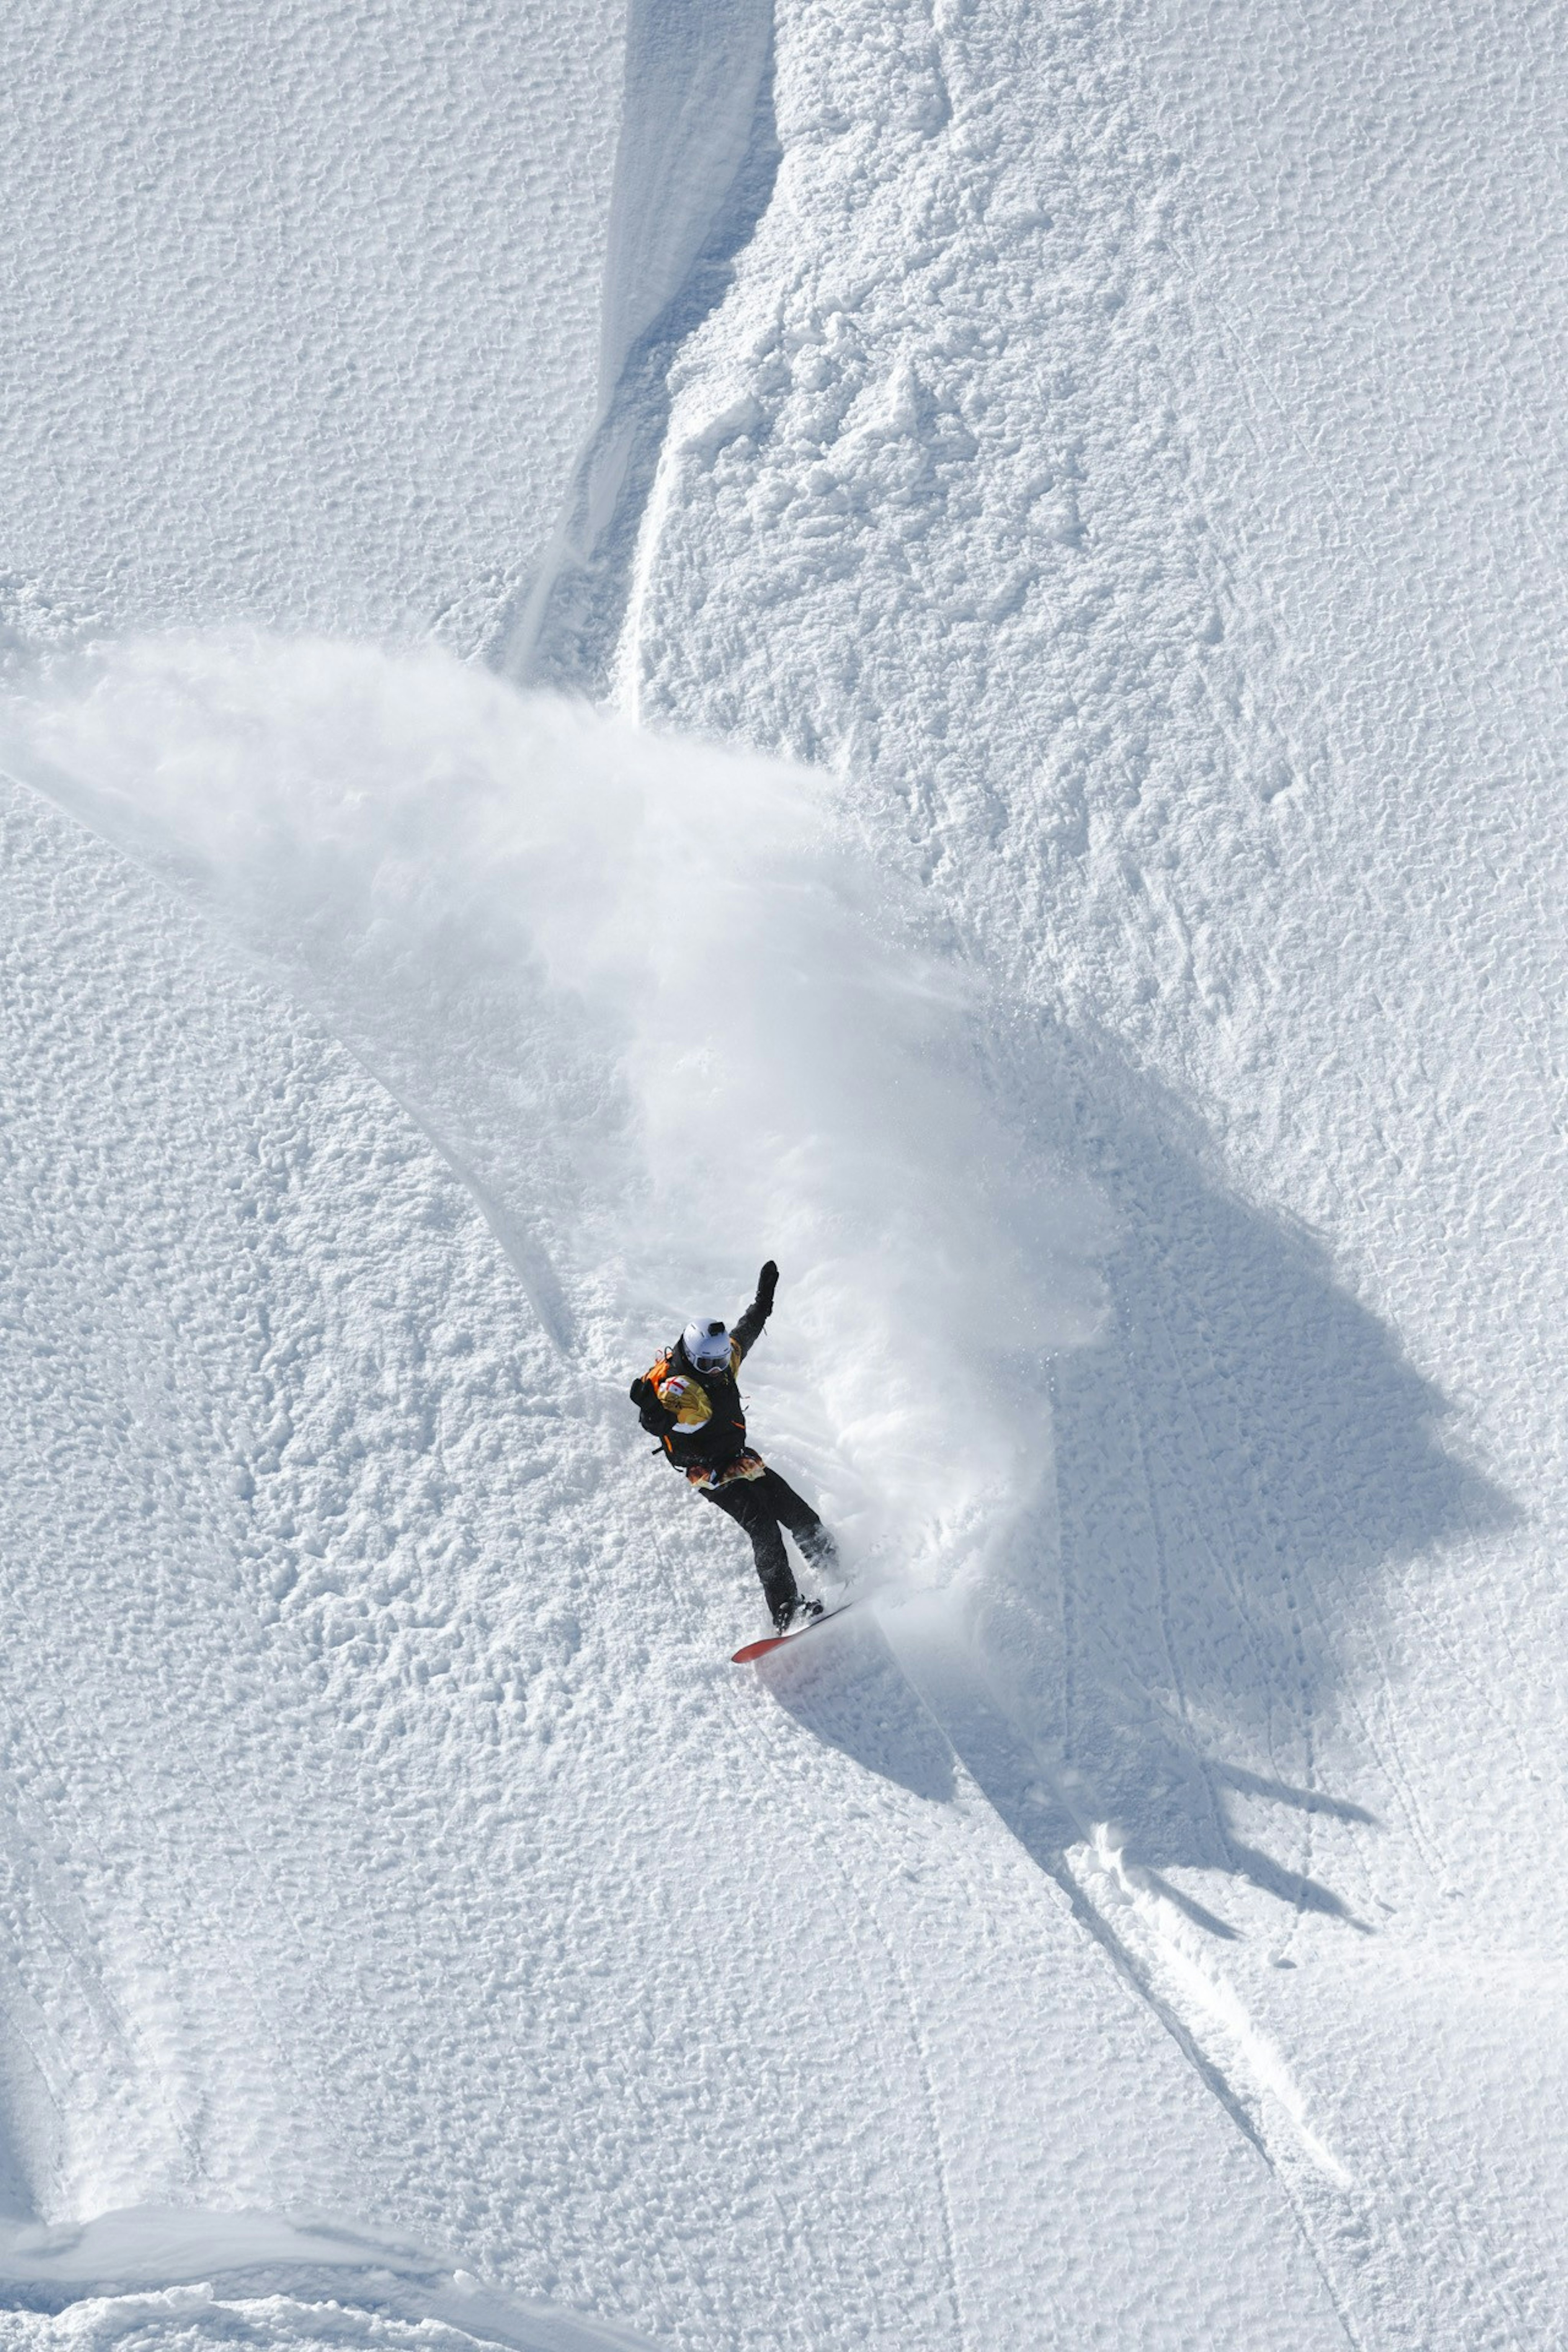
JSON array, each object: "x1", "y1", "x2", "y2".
[{"x1": 732, "y1": 1601, "x2": 858, "y2": 1665}]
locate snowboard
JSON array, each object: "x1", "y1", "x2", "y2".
[{"x1": 731, "y1": 1601, "x2": 858, "y2": 1665}]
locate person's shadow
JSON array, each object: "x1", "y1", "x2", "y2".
[{"x1": 758, "y1": 1035, "x2": 1514, "y2": 1946}]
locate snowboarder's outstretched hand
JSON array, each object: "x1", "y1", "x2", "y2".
[{"x1": 757, "y1": 1259, "x2": 779, "y2": 1310}]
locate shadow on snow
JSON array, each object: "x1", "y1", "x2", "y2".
[{"x1": 751, "y1": 1032, "x2": 1513, "y2": 1948}]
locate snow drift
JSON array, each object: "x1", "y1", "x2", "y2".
[
  {"x1": 0, "y1": 2207, "x2": 657, "y2": 2349},
  {"x1": 4, "y1": 634, "x2": 1101, "y2": 1590}
]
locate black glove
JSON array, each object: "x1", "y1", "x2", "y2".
[{"x1": 757, "y1": 1259, "x2": 779, "y2": 1310}]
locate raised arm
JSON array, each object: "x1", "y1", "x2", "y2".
[{"x1": 730, "y1": 1259, "x2": 779, "y2": 1361}]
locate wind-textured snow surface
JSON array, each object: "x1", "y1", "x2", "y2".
[
  {"x1": 2, "y1": 0, "x2": 1567, "y2": 2347},
  {"x1": 0, "y1": 0, "x2": 623, "y2": 652}
]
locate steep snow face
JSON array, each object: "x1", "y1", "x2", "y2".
[
  {"x1": 0, "y1": 763, "x2": 1346, "y2": 2352},
  {"x1": 575, "y1": 0, "x2": 1568, "y2": 2341},
  {"x1": 502, "y1": 1, "x2": 781, "y2": 688},
  {"x1": 3, "y1": 0, "x2": 1568, "y2": 2345},
  {"x1": 0, "y1": 0, "x2": 623, "y2": 652}
]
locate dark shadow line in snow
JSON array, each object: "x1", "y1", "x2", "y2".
[
  {"x1": 1213, "y1": 1766, "x2": 1378, "y2": 1826},
  {"x1": 1225, "y1": 1842, "x2": 1373, "y2": 1934},
  {"x1": 332, "y1": 1040, "x2": 577, "y2": 1357},
  {"x1": 493, "y1": 18, "x2": 781, "y2": 694},
  {"x1": 1136, "y1": 1867, "x2": 1243, "y2": 1941}
]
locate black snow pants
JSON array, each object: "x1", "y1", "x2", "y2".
[{"x1": 702, "y1": 1467, "x2": 837, "y2": 1630}]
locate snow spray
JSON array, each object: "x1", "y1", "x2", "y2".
[{"x1": 4, "y1": 633, "x2": 1102, "y2": 1589}]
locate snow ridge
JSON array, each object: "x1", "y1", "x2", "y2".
[
  {"x1": 0, "y1": 2208, "x2": 657, "y2": 2349},
  {"x1": 498, "y1": 0, "x2": 779, "y2": 693}
]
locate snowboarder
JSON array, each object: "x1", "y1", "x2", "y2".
[{"x1": 630, "y1": 1260, "x2": 839, "y2": 1633}]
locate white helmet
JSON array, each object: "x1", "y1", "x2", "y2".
[{"x1": 683, "y1": 1318, "x2": 731, "y2": 1374}]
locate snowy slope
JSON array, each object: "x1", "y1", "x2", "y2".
[
  {"x1": 587, "y1": 0, "x2": 1568, "y2": 2339},
  {"x1": 0, "y1": 0, "x2": 622, "y2": 652},
  {"x1": 2, "y1": 0, "x2": 1567, "y2": 2347},
  {"x1": 0, "y1": 748, "x2": 1354, "y2": 2350}
]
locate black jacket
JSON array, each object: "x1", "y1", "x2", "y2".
[{"x1": 635, "y1": 1289, "x2": 771, "y2": 1473}]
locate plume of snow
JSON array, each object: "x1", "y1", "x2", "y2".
[{"x1": 5, "y1": 633, "x2": 1101, "y2": 1583}]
